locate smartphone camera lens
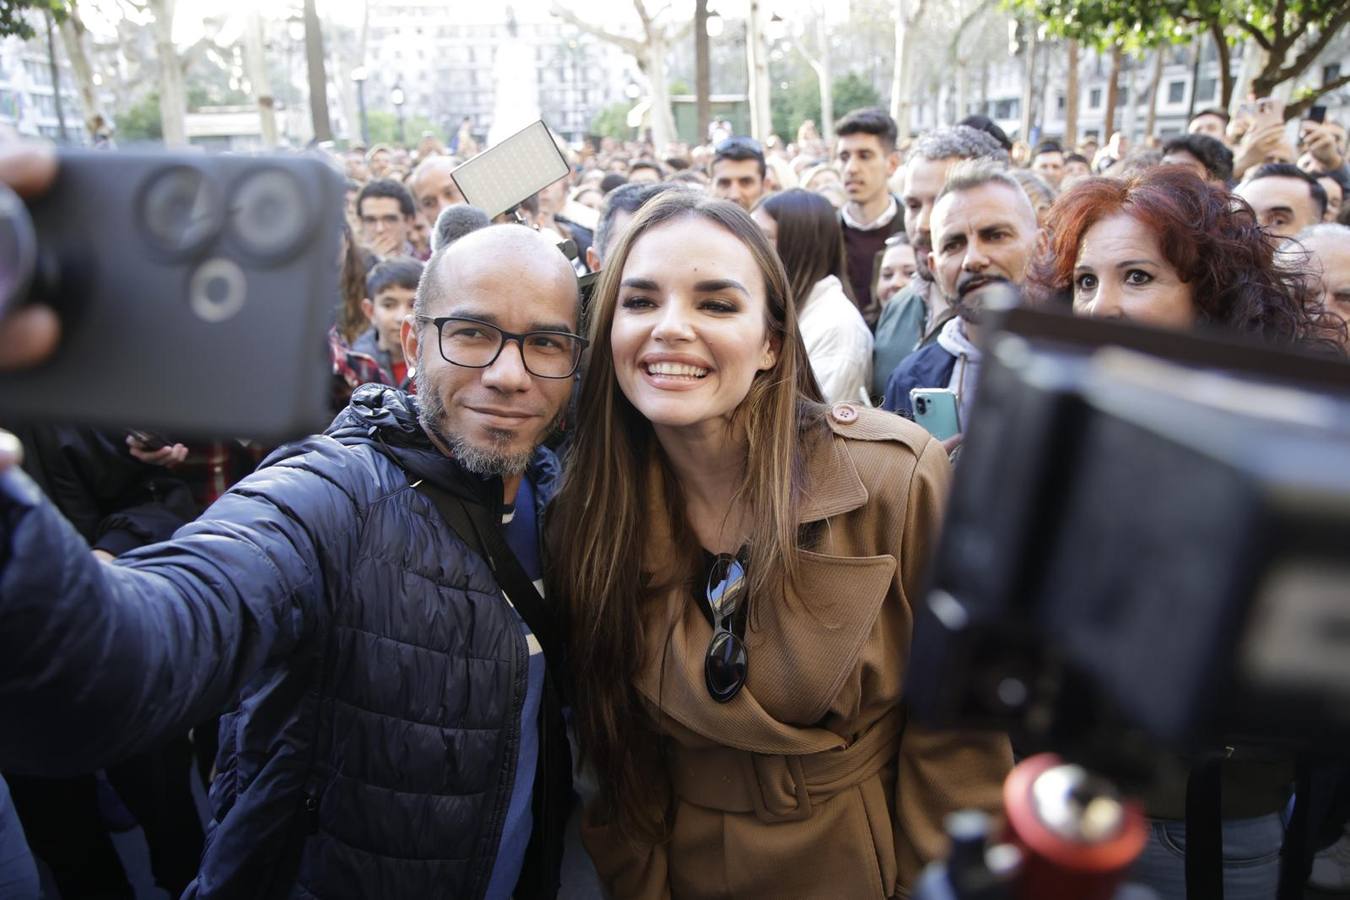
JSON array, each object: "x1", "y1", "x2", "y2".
[
  {"x1": 139, "y1": 166, "x2": 224, "y2": 258},
  {"x1": 0, "y1": 183, "x2": 36, "y2": 316},
  {"x1": 229, "y1": 168, "x2": 310, "y2": 262},
  {"x1": 916, "y1": 398, "x2": 927, "y2": 413}
]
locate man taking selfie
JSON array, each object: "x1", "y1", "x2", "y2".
[{"x1": 0, "y1": 145, "x2": 579, "y2": 899}]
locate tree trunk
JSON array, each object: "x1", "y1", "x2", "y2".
[
  {"x1": 1185, "y1": 38, "x2": 1203, "y2": 120},
  {"x1": 817, "y1": 16, "x2": 833, "y2": 141},
  {"x1": 1019, "y1": 21, "x2": 1037, "y2": 143},
  {"x1": 57, "y1": 7, "x2": 105, "y2": 140},
  {"x1": 1064, "y1": 39, "x2": 1079, "y2": 146},
  {"x1": 43, "y1": 11, "x2": 69, "y2": 143},
  {"x1": 148, "y1": 0, "x2": 187, "y2": 147},
  {"x1": 955, "y1": 58, "x2": 969, "y2": 124},
  {"x1": 646, "y1": 35, "x2": 677, "y2": 149},
  {"x1": 304, "y1": 0, "x2": 333, "y2": 142},
  {"x1": 1103, "y1": 45, "x2": 1122, "y2": 139},
  {"x1": 890, "y1": 0, "x2": 922, "y2": 141},
  {"x1": 745, "y1": 0, "x2": 772, "y2": 140},
  {"x1": 1232, "y1": 36, "x2": 1267, "y2": 106},
  {"x1": 244, "y1": 12, "x2": 278, "y2": 148},
  {"x1": 695, "y1": 0, "x2": 710, "y2": 144},
  {"x1": 1143, "y1": 49, "x2": 1164, "y2": 139},
  {"x1": 1211, "y1": 22, "x2": 1234, "y2": 110}
]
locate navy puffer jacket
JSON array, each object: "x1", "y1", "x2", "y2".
[{"x1": 0, "y1": 385, "x2": 569, "y2": 899}]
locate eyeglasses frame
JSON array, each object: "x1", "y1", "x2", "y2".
[{"x1": 415, "y1": 314, "x2": 589, "y2": 379}]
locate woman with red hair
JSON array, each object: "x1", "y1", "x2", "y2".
[{"x1": 1029, "y1": 165, "x2": 1343, "y2": 352}]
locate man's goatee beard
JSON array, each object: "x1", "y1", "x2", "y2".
[{"x1": 415, "y1": 349, "x2": 545, "y2": 477}]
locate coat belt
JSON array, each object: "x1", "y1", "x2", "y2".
[{"x1": 669, "y1": 707, "x2": 904, "y2": 824}]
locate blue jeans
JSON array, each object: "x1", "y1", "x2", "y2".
[
  {"x1": 0, "y1": 776, "x2": 39, "y2": 900},
  {"x1": 1129, "y1": 812, "x2": 1284, "y2": 900}
]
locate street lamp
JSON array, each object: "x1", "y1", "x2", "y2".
[
  {"x1": 766, "y1": 13, "x2": 787, "y2": 44},
  {"x1": 390, "y1": 82, "x2": 406, "y2": 145},
  {"x1": 351, "y1": 66, "x2": 369, "y2": 146},
  {"x1": 706, "y1": 9, "x2": 724, "y2": 38}
]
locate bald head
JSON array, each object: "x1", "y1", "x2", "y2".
[
  {"x1": 415, "y1": 224, "x2": 578, "y2": 322},
  {"x1": 408, "y1": 155, "x2": 467, "y2": 222}
]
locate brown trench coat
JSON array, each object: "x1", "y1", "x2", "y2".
[{"x1": 581, "y1": 403, "x2": 1013, "y2": 899}]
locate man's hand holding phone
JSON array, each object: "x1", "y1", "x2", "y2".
[{"x1": 1299, "y1": 122, "x2": 1345, "y2": 172}]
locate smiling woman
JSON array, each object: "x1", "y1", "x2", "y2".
[
  {"x1": 1029, "y1": 166, "x2": 1343, "y2": 351},
  {"x1": 548, "y1": 191, "x2": 1012, "y2": 899}
]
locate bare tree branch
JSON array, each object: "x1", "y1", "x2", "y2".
[
  {"x1": 1267, "y1": 8, "x2": 1350, "y2": 88},
  {"x1": 631, "y1": 0, "x2": 653, "y2": 33},
  {"x1": 1232, "y1": 18, "x2": 1274, "y2": 54},
  {"x1": 1285, "y1": 72, "x2": 1350, "y2": 119},
  {"x1": 551, "y1": 3, "x2": 644, "y2": 55},
  {"x1": 948, "y1": 0, "x2": 994, "y2": 62}
]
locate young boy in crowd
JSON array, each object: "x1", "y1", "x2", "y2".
[{"x1": 353, "y1": 257, "x2": 423, "y2": 387}]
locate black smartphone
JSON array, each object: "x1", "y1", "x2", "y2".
[
  {"x1": 0, "y1": 150, "x2": 342, "y2": 442},
  {"x1": 1309, "y1": 105, "x2": 1327, "y2": 124},
  {"x1": 126, "y1": 429, "x2": 172, "y2": 452}
]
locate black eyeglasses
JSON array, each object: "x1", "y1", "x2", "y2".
[
  {"x1": 416, "y1": 315, "x2": 588, "y2": 379},
  {"x1": 704, "y1": 553, "x2": 749, "y2": 703}
]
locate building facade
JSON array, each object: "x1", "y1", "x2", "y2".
[
  {"x1": 0, "y1": 34, "x2": 88, "y2": 144},
  {"x1": 362, "y1": 1, "x2": 640, "y2": 145}
]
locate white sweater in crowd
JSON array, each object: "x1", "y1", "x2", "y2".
[{"x1": 798, "y1": 275, "x2": 874, "y2": 405}]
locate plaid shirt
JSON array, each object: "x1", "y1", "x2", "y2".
[{"x1": 328, "y1": 325, "x2": 414, "y2": 413}]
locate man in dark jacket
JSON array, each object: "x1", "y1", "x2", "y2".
[
  {"x1": 883, "y1": 160, "x2": 1037, "y2": 430},
  {"x1": 0, "y1": 223, "x2": 583, "y2": 899}
]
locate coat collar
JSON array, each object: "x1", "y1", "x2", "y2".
[{"x1": 797, "y1": 427, "x2": 868, "y2": 524}]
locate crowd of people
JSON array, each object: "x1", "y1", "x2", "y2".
[{"x1": 0, "y1": 93, "x2": 1347, "y2": 900}]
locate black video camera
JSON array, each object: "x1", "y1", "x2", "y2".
[{"x1": 906, "y1": 304, "x2": 1350, "y2": 781}]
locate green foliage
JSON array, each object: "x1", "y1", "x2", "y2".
[
  {"x1": 834, "y1": 73, "x2": 884, "y2": 119},
  {"x1": 117, "y1": 92, "x2": 163, "y2": 143},
  {"x1": 364, "y1": 110, "x2": 441, "y2": 147},
  {"x1": 0, "y1": 0, "x2": 66, "y2": 39},
  {"x1": 591, "y1": 101, "x2": 636, "y2": 140},
  {"x1": 1005, "y1": 0, "x2": 1350, "y2": 104},
  {"x1": 1001, "y1": 0, "x2": 1187, "y2": 50},
  {"x1": 771, "y1": 71, "x2": 883, "y2": 139}
]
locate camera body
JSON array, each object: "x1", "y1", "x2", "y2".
[
  {"x1": 0, "y1": 150, "x2": 343, "y2": 442},
  {"x1": 906, "y1": 307, "x2": 1350, "y2": 781}
]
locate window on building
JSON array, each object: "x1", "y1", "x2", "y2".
[
  {"x1": 1118, "y1": 86, "x2": 1129, "y2": 105},
  {"x1": 1057, "y1": 94, "x2": 1065, "y2": 112},
  {"x1": 1089, "y1": 87, "x2": 1102, "y2": 108},
  {"x1": 1196, "y1": 78, "x2": 1216, "y2": 102},
  {"x1": 1167, "y1": 81, "x2": 1185, "y2": 104},
  {"x1": 1325, "y1": 63, "x2": 1343, "y2": 86},
  {"x1": 993, "y1": 98, "x2": 1019, "y2": 120}
]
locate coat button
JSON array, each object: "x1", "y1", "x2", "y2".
[{"x1": 831, "y1": 402, "x2": 858, "y2": 423}]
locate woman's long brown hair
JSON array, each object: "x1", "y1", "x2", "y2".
[{"x1": 548, "y1": 192, "x2": 826, "y2": 840}]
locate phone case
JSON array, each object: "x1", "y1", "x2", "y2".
[
  {"x1": 910, "y1": 388, "x2": 961, "y2": 440},
  {"x1": 0, "y1": 150, "x2": 342, "y2": 442}
]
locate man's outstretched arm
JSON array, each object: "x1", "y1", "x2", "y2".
[{"x1": 0, "y1": 443, "x2": 353, "y2": 775}]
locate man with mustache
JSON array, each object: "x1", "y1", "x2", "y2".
[
  {"x1": 881, "y1": 159, "x2": 1038, "y2": 434},
  {"x1": 870, "y1": 125, "x2": 1009, "y2": 400}
]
